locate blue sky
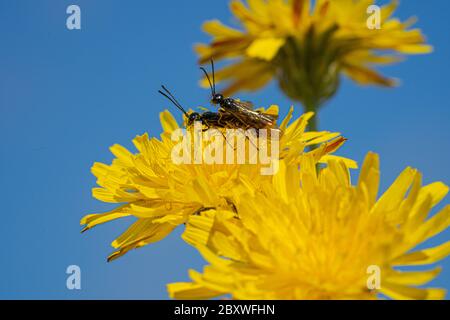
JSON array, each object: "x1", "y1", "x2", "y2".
[{"x1": 0, "y1": 0, "x2": 449, "y2": 299}]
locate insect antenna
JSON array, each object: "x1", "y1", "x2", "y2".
[
  {"x1": 158, "y1": 85, "x2": 189, "y2": 117},
  {"x1": 200, "y1": 66, "x2": 215, "y2": 96},
  {"x1": 210, "y1": 59, "x2": 216, "y2": 95}
]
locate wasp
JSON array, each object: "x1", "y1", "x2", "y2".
[
  {"x1": 199, "y1": 60, "x2": 279, "y2": 132},
  {"x1": 158, "y1": 85, "x2": 241, "y2": 131},
  {"x1": 158, "y1": 85, "x2": 252, "y2": 149}
]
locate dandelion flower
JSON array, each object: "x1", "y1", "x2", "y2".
[
  {"x1": 81, "y1": 106, "x2": 351, "y2": 261},
  {"x1": 168, "y1": 153, "x2": 449, "y2": 300},
  {"x1": 197, "y1": 0, "x2": 432, "y2": 116}
]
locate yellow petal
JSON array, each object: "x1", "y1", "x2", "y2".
[
  {"x1": 385, "y1": 267, "x2": 442, "y2": 286},
  {"x1": 396, "y1": 44, "x2": 434, "y2": 54},
  {"x1": 343, "y1": 64, "x2": 397, "y2": 87},
  {"x1": 202, "y1": 19, "x2": 243, "y2": 38},
  {"x1": 246, "y1": 38, "x2": 286, "y2": 61},
  {"x1": 108, "y1": 222, "x2": 176, "y2": 261},
  {"x1": 159, "y1": 110, "x2": 179, "y2": 133},
  {"x1": 80, "y1": 205, "x2": 131, "y2": 232},
  {"x1": 381, "y1": 282, "x2": 446, "y2": 300},
  {"x1": 182, "y1": 213, "x2": 216, "y2": 247},
  {"x1": 408, "y1": 205, "x2": 450, "y2": 245},
  {"x1": 419, "y1": 182, "x2": 449, "y2": 207},
  {"x1": 320, "y1": 155, "x2": 358, "y2": 169},
  {"x1": 109, "y1": 144, "x2": 134, "y2": 166},
  {"x1": 167, "y1": 282, "x2": 222, "y2": 299},
  {"x1": 392, "y1": 241, "x2": 450, "y2": 266},
  {"x1": 373, "y1": 167, "x2": 417, "y2": 215}
]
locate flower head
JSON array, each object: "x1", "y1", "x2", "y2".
[
  {"x1": 169, "y1": 153, "x2": 450, "y2": 300},
  {"x1": 197, "y1": 0, "x2": 432, "y2": 107},
  {"x1": 81, "y1": 107, "x2": 351, "y2": 261}
]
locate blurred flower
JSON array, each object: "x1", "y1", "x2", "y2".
[
  {"x1": 197, "y1": 0, "x2": 432, "y2": 122},
  {"x1": 81, "y1": 107, "x2": 351, "y2": 261},
  {"x1": 168, "y1": 153, "x2": 450, "y2": 300}
]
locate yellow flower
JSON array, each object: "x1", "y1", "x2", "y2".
[
  {"x1": 197, "y1": 0, "x2": 432, "y2": 108},
  {"x1": 168, "y1": 153, "x2": 450, "y2": 300},
  {"x1": 81, "y1": 107, "x2": 352, "y2": 261}
]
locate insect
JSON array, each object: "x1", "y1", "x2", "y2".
[
  {"x1": 158, "y1": 85, "x2": 250, "y2": 149},
  {"x1": 158, "y1": 85, "x2": 241, "y2": 130},
  {"x1": 200, "y1": 60, "x2": 279, "y2": 132}
]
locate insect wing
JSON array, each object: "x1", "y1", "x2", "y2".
[
  {"x1": 226, "y1": 100, "x2": 278, "y2": 128},
  {"x1": 236, "y1": 100, "x2": 254, "y2": 110}
]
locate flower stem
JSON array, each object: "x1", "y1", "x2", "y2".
[{"x1": 304, "y1": 101, "x2": 319, "y2": 132}]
